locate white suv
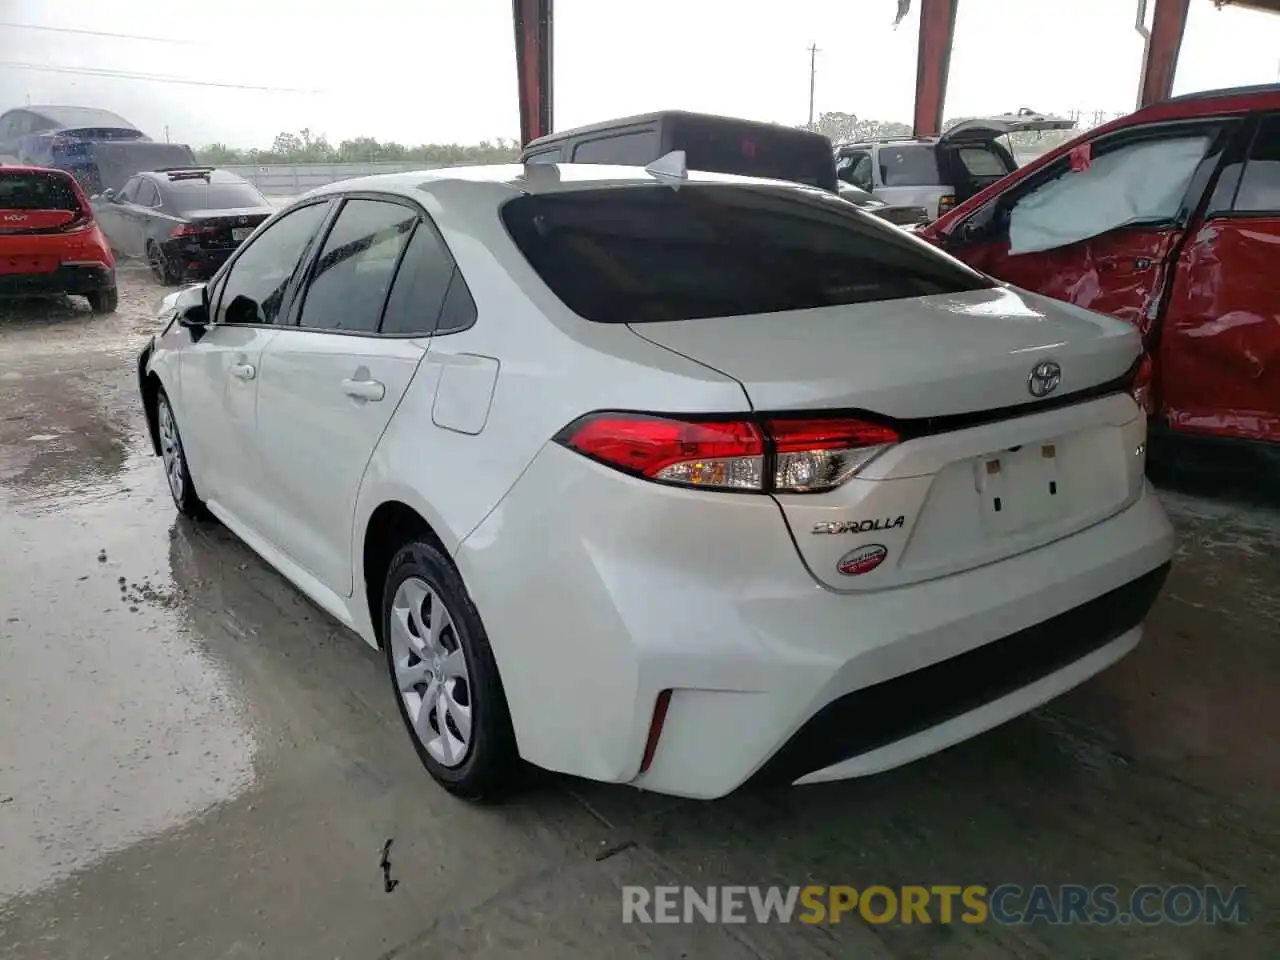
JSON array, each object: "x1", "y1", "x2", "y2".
[
  {"x1": 836, "y1": 112, "x2": 1075, "y2": 220},
  {"x1": 138, "y1": 161, "x2": 1173, "y2": 801}
]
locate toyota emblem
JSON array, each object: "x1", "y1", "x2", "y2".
[{"x1": 1027, "y1": 360, "x2": 1062, "y2": 398}]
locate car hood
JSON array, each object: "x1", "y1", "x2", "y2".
[{"x1": 627, "y1": 285, "x2": 1139, "y2": 418}]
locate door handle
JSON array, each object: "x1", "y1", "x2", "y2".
[
  {"x1": 230, "y1": 362, "x2": 256, "y2": 381},
  {"x1": 342, "y1": 378, "x2": 385, "y2": 402}
]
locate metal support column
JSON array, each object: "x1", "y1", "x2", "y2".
[
  {"x1": 513, "y1": 0, "x2": 554, "y2": 146},
  {"x1": 912, "y1": 0, "x2": 959, "y2": 138},
  {"x1": 1136, "y1": 0, "x2": 1191, "y2": 108}
]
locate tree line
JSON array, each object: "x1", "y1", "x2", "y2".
[
  {"x1": 198, "y1": 113, "x2": 1102, "y2": 167},
  {"x1": 196, "y1": 128, "x2": 520, "y2": 166}
]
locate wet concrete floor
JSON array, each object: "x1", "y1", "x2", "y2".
[{"x1": 1, "y1": 267, "x2": 1277, "y2": 959}]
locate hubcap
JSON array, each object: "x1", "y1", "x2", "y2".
[
  {"x1": 389, "y1": 577, "x2": 472, "y2": 767},
  {"x1": 157, "y1": 399, "x2": 185, "y2": 504},
  {"x1": 149, "y1": 246, "x2": 164, "y2": 281}
]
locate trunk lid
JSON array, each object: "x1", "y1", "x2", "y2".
[
  {"x1": 182, "y1": 208, "x2": 273, "y2": 249},
  {"x1": 628, "y1": 286, "x2": 1138, "y2": 418},
  {"x1": 940, "y1": 110, "x2": 1077, "y2": 145},
  {"x1": 629, "y1": 286, "x2": 1146, "y2": 590}
]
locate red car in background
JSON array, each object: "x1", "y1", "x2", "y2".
[
  {"x1": 923, "y1": 84, "x2": 1280, "y2": 477},
  {"x1": 0, "y1": 165, "x2": 117, "y2": 314}
]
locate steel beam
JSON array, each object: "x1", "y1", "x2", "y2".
[
  {"x1": 513, "y1": 0, "x2": 553, "y2": 145},
  {"x1": 912, "y1": 0, "x2": 960, "y2": 138},
  {"x1": 1137, "y1": 0, "x2": 1191, "y2": 107}
]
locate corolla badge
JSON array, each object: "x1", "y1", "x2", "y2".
[
  {"x1": 1027, "y1": 360, "x2": 1062, "y2": 398},
  {"x1": 837, "y1": 544, "x2": 888, "y2": 577}
]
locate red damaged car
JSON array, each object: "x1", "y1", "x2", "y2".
[
  {"x1": 0, "y1": 165, "x2": 117, "y2": 313},
  {"x1": 923, "y1": 84, "x2": 1280, "y2": 475}
]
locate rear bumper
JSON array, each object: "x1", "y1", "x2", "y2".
[
  {"x1": 159, "y1": 240, "x2": 234, "y2": 281},
  {"x1": 457, "y1": 443, "x2": 1176, "y2": 799},
  {"x1": 0, "y1": 262, "x2": 114, "y2": 298}
]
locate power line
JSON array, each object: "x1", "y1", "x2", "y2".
[
  {"x1": 0, "y1": 20, "x2": 191, "y2": 44},
  {"x1": 0, "y1": 60, "x2": 322, "y2": 94}
]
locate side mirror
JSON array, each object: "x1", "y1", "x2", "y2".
[
  {"x1": 175, "y1": 285, "x2": 210, "y2": 339},
  {"x1": 224, "y1": 294, "x2": 261, "y2": 326},
  {"x1": 178, "y1": 301, "x2": 209, "y2": 328}
]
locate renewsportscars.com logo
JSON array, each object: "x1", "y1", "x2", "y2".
[{"x1": 621, "y1": 884, "x2": 1247, "y2": 926}]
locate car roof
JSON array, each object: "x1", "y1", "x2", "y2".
[
  {"x1": 23, "y1": 106, "x2": 138, "y2": 130},
  {"x1": 299, "y1": 162, "x2": 820, "y2": 204},
  {"x1": 522, "y1": 110, "x2": 832, "y2": 150}
]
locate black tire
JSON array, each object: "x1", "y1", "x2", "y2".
[
  {"x1": 87, "y1": 286, "x2": 118, "y2": 314},
  {"x1": 382, "y1": 540, "x2": 518, "y2": 801},
  {"x1": 155, "y1": 389, "x2": 208, "y2": 519},
  {"x1": 147, "y1": 242, "x2": 179, "y2": 286}
]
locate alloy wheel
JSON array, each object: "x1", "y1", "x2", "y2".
[
  {"x1": 389, "y1": 576, "x2": 473, "y2": 767},
  {"x1": 157, "y1": 398, "x2": 185, "y2": 505}
]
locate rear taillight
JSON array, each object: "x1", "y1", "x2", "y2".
[
  {"x1": 555, "y1": 412, "x2": 899, "y2": 494},
  {"x1": 171, "y1": 223, "x2": 214, "y2": 238},
  {"x1": 766, "y1": 417, "x2": 900, "y2": 492},
  {"x1": 1129, "y1": 353, "x2": 1154, "y2": 415},
  {"x1": 557, "y1": 414, "x2": 765, "y2": 490},
  {"x1": 937, "y1": 194, "x2": 956, "y2": 217}
]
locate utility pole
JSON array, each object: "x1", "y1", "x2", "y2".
[
  {"x1": 808, "y1": 43, "x2": 820, "y2": 128},
  {"x1": 164, "y1": 125, "x2": 170, "y2": 143}
]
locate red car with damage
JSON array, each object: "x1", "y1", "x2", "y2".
[
  {"x1": 922, "y1": 84, "x2": 1280, "y2": 476},
  {"x1": 0, "y1": 165, "x2": 117, "y2": 314}
]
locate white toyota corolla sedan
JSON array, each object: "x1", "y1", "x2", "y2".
[{"x1": 137, "y1": 161, "x2": 1174, "y2": 801}]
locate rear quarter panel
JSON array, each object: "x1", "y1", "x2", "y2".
[{"x1": 348, "y1": 183, "x2": 750, "y2": 623}]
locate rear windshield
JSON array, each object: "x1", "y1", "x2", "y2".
[
  {"x1": 878, "y1": 145, "x2": 942, "y2": 186},
  {"x1": 501, "y1": 185, "x2": 992, "y2": 323},
  {"x1": 166, "y1": 178, "x2": 267, "y2": 213},
  {"x1": 954, "y1": 145, "x2": 1010, "y2": 177},
  {"x1": 671, "y1": 119, "x2": 837, "y2": 191},
  {"x1": 0, "y1": 171, "x2": 79, "y2": 210}
]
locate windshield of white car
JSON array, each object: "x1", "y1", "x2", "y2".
[{"x1": 501, "y1": 184, "x2": 993, "y2": 323}]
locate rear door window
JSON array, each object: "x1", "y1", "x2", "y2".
[
  {"x1": 1232, "y1": 115, "x2": 1280, "y2": 213},
  {"x1": 0, "y1": 170, "x2": 79, "y2": 210},
  {"x1": 501, "y1": 184, "x2": 992, "y2": 324},
  {"x1": 297, "y1": 198, "x2": 417, "y2": 333},
  {"x1": 379, "y1": 218, "x2": 469, "y2": 336},
  {"x1": 955, "y1": 145, "x2": 1009, "y2": 178},
  {"x1": 136, "y1": 180, "x2": 160, "y2": 207},
  {"x1": 878, "y1": 145, "x2": 942, "y2": 186}
]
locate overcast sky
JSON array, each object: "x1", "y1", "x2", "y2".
[{"x1": 2, "y1": 0, "x2": 1279, "y2": 149}]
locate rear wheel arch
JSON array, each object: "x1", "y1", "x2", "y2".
[{"x1": 362, "y1": 501, "x2": 452, "y2": 649}]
